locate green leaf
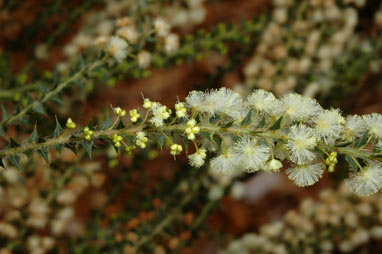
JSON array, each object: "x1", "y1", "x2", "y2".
[
  {"x1": 199, "y1": 131, "x2": 212, "y2": 142},
  {"x1": 256, "y1": 116, "x2": 265, "y2": 128},
  {"x1": 102, "y1": 111, "x2": 112, "y2": 130},
  {"x1": 10, "y1": 138, "x2": 19, "y2": 148},
  {"x1": 116, "y1": 120, "x2": 126, "y2": 130},
  {"x1": 23, "y1": 150, "x2": 33, "y2": 157},
  {"x1": 354, "y1": 131, "x2": 369, "y2": 148},
  {"x1": 37, "y1": 147, "x2": 49, "y2": 164},
  {"x1": 180, "y1": 135, "x2": 189, "y2": 153},
  {"x1": 1, "y1": 105, "x2": 9, "y2": 121},
  {"x1": 209, "y1": 115, "x2": 220, "y2": 124},
  {"x1": 240, "y1": 110, "x2": 252, "y2": 127},
  {"x1": 53, "y1": 116, "x2": 64, "y2": 138},
  {"x1": 82, "y1": 140, "x2": 94, "y2": 159},
  {"x1": 314, "y1": 147, "x2": 326, "y2": 160},
  {"x1": 345, "y1": 155, "x2": 358, "y2": 174},
  {"x1": 8, "y1": 155, "x2": 21, "y2": 170},
  {"x1": 213, "y1": 134, "x2": 222, "y2": 152},
  {"x1": 27, "y1": 125, "x2": 39, "y2": 143},
  {"x1": 0, "y1": 128, "x2": 7, "y2": 139},
  {"x1": 153, "y1": 133, "x2": 165, "y2": 149},
  {"x1": 54, "y1": 144, "x2": 64, "y2": 154},
  {"x1": 33, "y1": 103, "x2": 47, "y2": 115},
  {"x1": 222, "y1": 121, "x2": 234, "y2": 128},
  {"x1": 269, "y1": 116, "x2": 283, "y2": 131}
]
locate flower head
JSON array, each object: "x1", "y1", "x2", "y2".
[
  {"x1": 314, "y1": 109, "x2": 344, "y2": 144},
  {"x1": 345, "y1": 162, "x2": 382, "y2": 196},
  {"x1": 108, "y1": 36, "x2": 128, "y2": 62},
  {"x1": 164, "y1": 33, "x2": 179, "y2": 54},
  {"x1": 363, "y1": 113, "x2": 382, "y2": 139},
  {"x1": 185, "y1": 90, "x2": 206, "y2": 112},
  {"x1": 154, "y1": 18, "x2": 170, "y2": 37},
  {"x1": 188, "y1": 149, "x2": 207, "y2": 168},
  {"x1": 286, "y1": 125, "x2": 317, "y2": 165},
  {"x1": 281, "y1": 93, "x2": 322, "y2": 121},
  {"x1": 286, "y1": 163, "x2": 324, "y2": 187},
  {"x1": 233, "y1": 137, "x2": 270, "y2": 172},
  {"x1": 150, "y1": 103, "x2": 171, "y2": 127},
  {"x1": 204, "y1": 88, "x2": 243, "y2": 119},
  {"x1": 210, "y1": 150, "x2": 239, "y2": 175},
  {"x1": 264, "y1": 159, "x2": 283, "y2": 172},
  {"x1": 246, "y1": 89, "x2": 280, "y2": 115},
  {"x1": 345, "y1": 115, "x2": 367, "y2": 138}
]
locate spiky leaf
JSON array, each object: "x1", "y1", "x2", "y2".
[
  {"x1": 33, "y1": 103, "x2": 47, "y2": 115},
  {"x1": 8, "y1": 155, "x2": 21, "y2": 170},
  {"x1": 154, "y1": 133, "x2": 165, "y2": 149},
  {"x1": 354, "y1": 131, "x2": 369, "y2": 148},
  {"x1": 37, "y1": 147, "x2": 49, "y2": 164},
  {"x1": 240, "y1": 110, "x2": 252, "y2": 127},
  {"x1": 269, "y1": 116, "x2": 283, "y2": 131},
  {"x1": 1, "y1": 105, "x2": 9, "y2": 121},
  {"x1": 82, "y1": 140, "x2": 94, "y2": 159},
  {"x1": 27, "y1": 125, "x2": 39, "y2": 143}
]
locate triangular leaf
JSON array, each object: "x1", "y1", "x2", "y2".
[
  {"x1": 240, "y1": 110, "x2": 252, "y2": 127},
  {"x1": 345, "y1": 155, "x2": 358, "y2": 174},
  {"x1": 54, "y1": 144, "x2": 63, "y2": 154},
  {"x1": 102, "y1": 111, "x2": 112, "y2": 130},
  {"x1": 269, "y1": 116, "x2": 283, "y2": 131},
  {"x1": 82, "y1": 140, "x2": 94, "y2": 159},
  {"x1": 33, "y1": 103, "x2": 47, "y2": 115},
  {"x1": 199, "y1": 131, "x2": 212, "y2": 142},
  {"x1": 23, "y1": 150, "x2": 33, "y2": 157},
  {"x1": 8, "y1": 155, "x2": 21, "y2": 170},
  {"x1": 256, "y1": 116, "x2": 265, "y2": 129},
  {"x1": 153, "y1": 133, "x2": 165, "y2": 149},
  {"x1": 180, "y1": 135, "x2": 189, "y2": 154},
  {"x1": 0, "y1": 128, "x2": 7, "y2": 139},
  {"x1": 27, "y1": 125, "x2": 39, "y2": 143},
  {"x1": 37, "y1": 147, "x2": 49, "y2": 164},
  {"x1": 213, "y1": 134, "x2": 222, "y2": 152},
  {"x1": 354, "y1": 131, "x2": 369, "y2": 148},
  {"x1": 53, "y1": 116, "x2": 64, "y2": 138},
  {"x1": 10, "y1": 138, "x2": 19, "y2": 148},
  {"x1": 1, "y1": 105, "x2": 9, "y2": 121}
]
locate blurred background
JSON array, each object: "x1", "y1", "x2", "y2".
[{"x1": 0, "y1": 0, "x2": 381, "y2": 253}]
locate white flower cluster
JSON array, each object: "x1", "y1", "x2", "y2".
[
  {"x1": 220, "y1": 183, "x2": 382, "y2": 254},
  {"x1": 234, "y1": 0, "x2": 378, "y2": 97},
  {"x1": 177, "y1": 88, "x2": 382, "y2": 194}
]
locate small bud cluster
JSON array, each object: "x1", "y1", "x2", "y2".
[
  {"x1": 65, "y1": 118, "x2": 76, "y2": 129},
  {"x1": 83, "y1": 127, "x2": 94, "y2": 141}
]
